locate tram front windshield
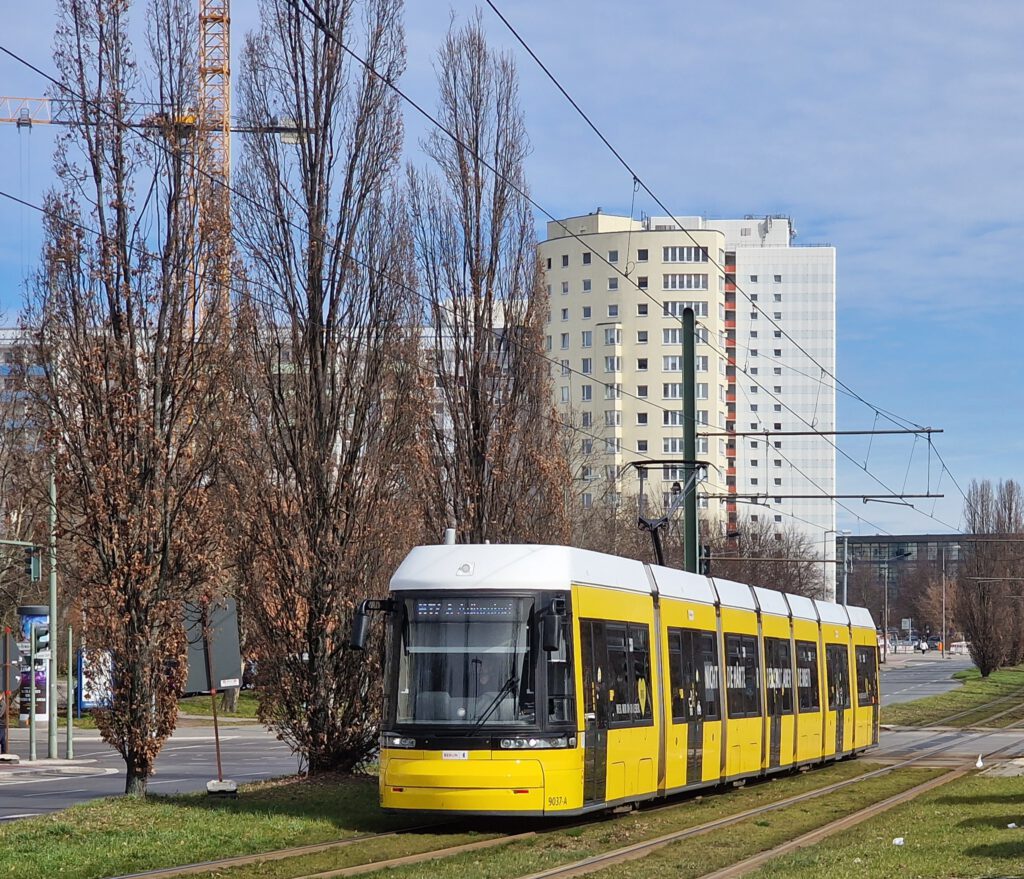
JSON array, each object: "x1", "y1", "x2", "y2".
[{"x1": 394, "y1": 596, "x2": 536, "y2": 727}]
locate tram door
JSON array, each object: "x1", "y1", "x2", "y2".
[
  {"x1": 764, "y1": 638, "x2": 791, "y2": 769},
  {"x1": 826, "y1": 644, "x2": 850, "y2": 754},
  {"x1": 580, "y1": 620, "x2": 608, "y2": 805}
]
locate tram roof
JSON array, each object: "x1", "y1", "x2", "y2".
[
  {"x1": 390, "y1": 544, "x2": 651, "y2": 593},
  {"x1": 390, "y1": 545, "x2": 877, "y2": 629}
]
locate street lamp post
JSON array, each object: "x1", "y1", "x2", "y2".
[
  {"x1": 881, "y1": 550, "x2": 912, "y2": 664},
  {"x1": 940, "y1": 545, "x2": 947, "y2": 659}
]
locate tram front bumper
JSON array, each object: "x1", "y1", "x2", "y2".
[{"x1": 382, "y1": 751, "x2": 545, "y2": 814}]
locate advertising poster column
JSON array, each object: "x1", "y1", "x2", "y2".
[{"x1": 16, "y1": 605, "x2": 49, "y2": 725}]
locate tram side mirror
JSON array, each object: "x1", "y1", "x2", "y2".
[
  {"x1": 349, "y1": 598, "x2": 393, "y2": 650},
  {"x1": 350, "y1": 606, "x2": 371, "y2": 651},
  {"x1": 542, "y1": 612, "x2": 564, "y2": 652}
]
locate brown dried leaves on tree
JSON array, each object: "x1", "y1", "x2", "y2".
[
  {"x1": 28, "y1": 0, "x2": 232, "y2": 794},
  {"x1": 409, "y1": 13, "x2": 570, "y2": 546},
  {"x1": 230, "y1": 0, "x2": 423, "y2": 773}
]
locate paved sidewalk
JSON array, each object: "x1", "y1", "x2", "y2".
[
  {"x1": 881, "y1": 649, "x2": 971, "y2": 670},
  {"x1": 0, "y1": 757, "x2": 102, "y2": 778}
]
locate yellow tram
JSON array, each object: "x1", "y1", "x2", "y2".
[{"x1": 364, "y1": 543, "x2": 879, "y2": 817}]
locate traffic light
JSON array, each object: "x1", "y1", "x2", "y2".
[
  {"x1": 23, "y1": 547, "x2": 40, "y2": 582},
  {"x1": 31, "y1": 624, "x2": 49, "y2": 654}
]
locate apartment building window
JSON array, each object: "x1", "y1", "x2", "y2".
[
  {"x1": 582, "y1": 493, "x2": 593, "y2": 509},
  {"x1": 560, "y1": 386, "x2": 569, "y2": 402},
  {"x1": 581, "y1": 331, "x2": 592, "y2": 347},
  {"x1": 751, "y1": 404, "x2": 758, "y2": 411},
  {"x1": 664, "y1": 355, "x2": 682, "y2": 372},
  {"x1": 581, "y1": 385, "x2": 592, "y2": 402},
  {"x1": 663, "y1": 300, "x2": 709, "y2": 317},
  {"x1": 608, "y1": 304, "x2": 619, "y2": 317},
  {"x1": 560, "y1": 333, "x2": 569, "y2": 349},
  {"x1": 774, "y1": 459, "x2": 782, "y2": 467},
  {"x1": 582, "y1": 305, "x2": 592, "y2": 319},
  {"x1": 546, "y1": 258, "x2": 552, "y2": 270},
  {"x1": 545, "y1": 335, "x2": 551, "y2": 351},
  {"x1": 773, "y1": 404, "x2": 782, "y2": 412},
  {"x1": 582, "y1": 279, "x2": 592, "y2": 293},
  {"x1": 604, "y1": 383, "x2": 622, "y2": 400},
  {"x1": 637, "y1": 439, "x2": 648, "y2": 452},
  {"x1": 637, "y1": 358, "x2": 648, "y2": 371},
  {"x1": 664, "y1": 437, "x2": 684, "y2": 454},
  {"x1": 581, "y1": 411, "x2": 592, "y2": 427},
  {"x1": 637, "y1": 412, "x2": 648, "y2": 425},
  {"x1": 581, "y1": 357, "x2": 592, "y2": 374},
  {"x1": 695, "y1": 355, "x2": 708, "y2": 372},
  {"x1": 561, "y1": 281, "x2": 569, "y2": 295},
  {"x1": 546, "y1": 284, "x2": 552, "y2": 296},
  {"x1": 663, "y1": 383, "x2": 683, "y2": 399},
  {"x1": 581, "y1": 438, "x2": 593, "y2": 455},
  {"x1": 604, "y1": 465, "x2": 618, "y2": 481},
  {"x1": 774, "y1": 293, "x2": 782, "y2": 302},
  {"x1": 637, "y1": 330, "x2": 648, "y2": 343},
  {"x1": 604, "y1": 328, "x2": 622, "y2": 345},
  {"x1": 561, "y1": 308, "x2": 569, "y2": 321},
  {"x1": 663, "y1": 273, "x2": 709, "y2": 291},
  {"x1": 605, "y1": 438, "x2": 621, "y2": 453},
  {"x1": 604, "y1": 356, "x2": 621, "y2": 373},
  {"x1": 664, "y1": 411, "x2": 683, "y2": 426},
  {"x1": 608, "y1": 277, "x2": 619, "y2": 291},
  {"x1": 750, "y1": 275, "x2": 758, "y2": 282},
  {"x1": 773, "y1": 367, "x2": 782, "y2": 375},
  {"x1": 637, "y1": 384, "x2": 648, "y2": 397},
  {"x1": 774, "y1": 478, "x2": 782, "y2": 486},
  {"x1": 774, "y1": 274, "x2": 782, "y2": 282},
  {"x1": 774, "y1": 349, "x2": 782, "y2": 357},
  {"x1": 750, "y1": 311, "x2": 759, "y2": 320},
  {"x1": 774, "y1": 331, "x2": 782, "y2": 338},
  {"x1": 608, "y1": 249, "x2": 619, "y2": 262},
  {"x1": 750, "y1": 478, "x2": 758, "y2": 486},
  {"x1": 581, "y1": 465, "x2": 595, "y2": 481},
  {"x1": 751, "y1": 349, "x2": 758, "y2": 356},
  {"x1": 696, "y1": 382, "x2": 708, "y2": 400},
  {"x1": 751, "y1": 294, "x2": 758, "y2": 301},
  {"x1": 561, "y1": 359, "x2": 570, "y2": 375},
  {"x1": 740, "y1": 227, "x2": 751, "y2": 237},
  {"x1": 750, "y1": 367, "x2": 759, "y2": 375},
  {"x1": 637, "y1": 248, "x2": 648, "y2": 261},
  {"x1": 773, "y1": 385, "x2": 782, "y2": 393},
  {"x1": 750, "y1": 385, "x2": 758, "y2": 393},
  {"x1": 583, "y1": 252, "x2": 592, "y2": 265},
  {"x1": 604, "y1": 410, "x2": 620, "y2": 427},
  {"x1": 637, "y1": 303, "x2": 648, "y2": 316},
  {"x1": 751, "y1": 331, "x2": 758, "y2": 339},
  {"x1": 774, "y1": 312, "x2": 782, "y2": 320},
  {"x1": 561, "y1": 255, "x2": 569, "y2": 267},
  {"x1": 663, "y1": 246, "x2": 709, "y2": 263},
  {"x1": 638, "y1": 276, "x2": 649, "y2": 289}
]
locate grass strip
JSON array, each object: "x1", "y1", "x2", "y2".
[
  {"x1": 226, "y1": 762, "x2": 906, "y2": 879},
  {"x1": 748, "y1": 770, "x2": 1024, "y2": 879},
  {"x1": 0, "y1": 773, "x2": 421, "y2": 879},
  {"x1": 880, "y1": 664, "x2": 1024, "y2": 728}
]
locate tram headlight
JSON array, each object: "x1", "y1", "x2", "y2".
[
  {"x1": 498, "y1": 735, "x2": 570, "y2": 749},
  {"x1": 380, "y1": 733, "x2": 417, "y2": 749}
]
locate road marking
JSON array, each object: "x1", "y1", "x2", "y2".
[
  {"x1": 22, "y1": 788, "x2": 89, "y2": 798},
  {"x1": 0, "y1": 813, "x2": 42, "y2": 821},
  {"x1": 0, "y1": 768, "x2": 118, "y2": 787}
]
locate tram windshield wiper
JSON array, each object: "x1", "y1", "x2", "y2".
[{"x1": 470, "y1": 674, "x2": 517, "y2": 731}]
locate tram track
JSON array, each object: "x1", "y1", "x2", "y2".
[{"x1": 107, "y1": 719, "x2": 1024, "y2": 879}]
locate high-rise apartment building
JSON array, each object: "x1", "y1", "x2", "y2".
[{"x1": 540, "y1": 212, "x2": 836, "y2": 589}]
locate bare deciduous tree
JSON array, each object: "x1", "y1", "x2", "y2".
[
  {"x1": 957, "y1": 479, "x2": 1024, "y2": 676},
  {"x1": 231, "y1": 0, "x2": 423, "y2": 772},
  {"x1": 409, "y1": 13, "x2": 569, "y2": 545},
  {"x1": 29, "y1": 0, "x2": 231, "y2": 794}
]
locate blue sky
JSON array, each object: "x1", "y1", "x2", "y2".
[{"x1": 2, "y1": 0, "x2": 1022, "y2": 538}]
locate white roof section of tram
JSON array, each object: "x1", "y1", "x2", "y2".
[
  {"x1": 709, "y1": 577, "x2": 757, "y2": 610},
  {"x1": 785, "y1": 594, "x2": 819, "y2": 622},
  {"x1": 390, "y1": 544, "x2": 651, "y2": 594},
  {"x1": 815, "y1": 599, "x2": 851, "y2": 625},
  {"x1": 752, "y1": 585, "x2": 790, "y2": 617},
  {"x1": 846, "y1": 605, "x2": 876, "y2": 629},
  {"x1": 647, "y1": 565, "x2": 716, "y2": 605}
]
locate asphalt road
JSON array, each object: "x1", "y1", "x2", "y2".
[
  {"x1": 0, "y1": 722, "x2": 299, "y2": 821},
  {"x1": 880, "y1": 655, "x2": 973, "y2": 705}
]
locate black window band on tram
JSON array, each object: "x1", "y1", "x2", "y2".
[{"x1": 725, "y1": 633, "x2": 760, "y2": 719}]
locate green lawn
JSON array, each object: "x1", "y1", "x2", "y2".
[
  {"x1": 881, "y1": 665, "x2": 1024, "y2": 727},
  {"x1": 0, "y1": 774, "x2": 418, "y2": 879},
  {"x1": 178, "y1": 691, "x2": 261, "y2": 718},
  {"x1": 751, "y1": 772, "x2": 1024, "y2": 878}
]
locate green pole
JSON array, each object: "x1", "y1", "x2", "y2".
[
  {"x1": 48, "y1": 464, "x2": 58, "y2": 759},
  {"x1": 683, "y1": 307, "x2": 698, "y2": 573},
  {"x1": 29, "y1": 625, "x2": 36, "y2": 762},
  {"x1": 66, "y1": 626, "x2": 73, "y2": 759}
]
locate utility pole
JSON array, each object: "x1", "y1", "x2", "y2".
[
  {"x1": 47, "y1": 462, "x2": 58, "y2": 759},
  {"x1": 941, "y1": 545, "x2": 947, "y2": 659},
  {"x1": 682, "y1": 307, "x2": 697, "y2": 574},
  {"x1": 883, "y1": 563, "x2": 889, "y2": 664},
  {"x1": 842, "y1": 531, "x2": 850, "y2": 605}
]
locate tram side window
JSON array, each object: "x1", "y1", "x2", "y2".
[
  {"x1": 795, "y1": 640, "x2": 820, "y2": 712},
  {"x1": 669, "y1": 627, "x2": 720, "y2": 722},
  {"x1": 725, "y1": 634, "x2": 760, "y2": 718},
  {"x1": 826, "y1": 644, "x2": 851, "y2": 710},
  {"x1": 855, "y1": 645, "x2": 878, "y2": 707},
  {"x1": 699, "y1": 631, "x2": 721, "y2": 720},
  {"x1": 765, "y1": 637, "x2": 793, "y2": 715},
  {"x1": 604, "y1": 621, "x2": 654, "y2": 727}
]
